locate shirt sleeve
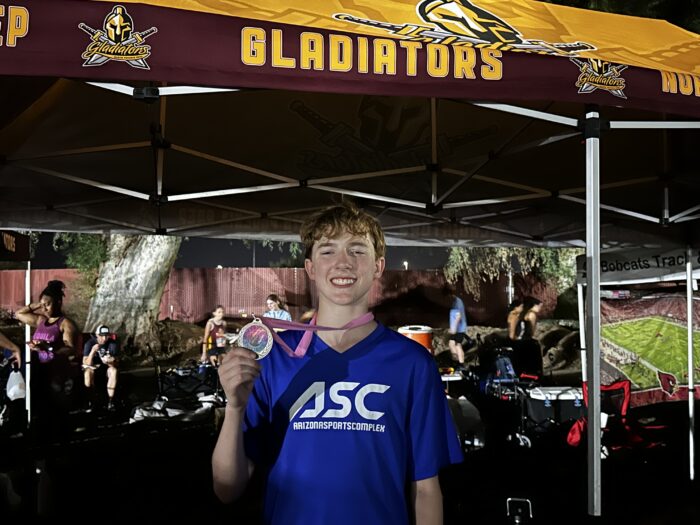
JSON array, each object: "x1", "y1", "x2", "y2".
[
  {"x1": 83, "y1": 337, "x2": 95, "y2": 356},
  {"x1": 407, "y1": 356, "x2": 463, "y2": 480}
]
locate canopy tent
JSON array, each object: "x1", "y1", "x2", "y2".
[
  {"x1": 0, "y1": 0, "x2": 699, "y2": 247},
  {"x1": 2, "y1": 0, "x2": 700, "y2": 516}
]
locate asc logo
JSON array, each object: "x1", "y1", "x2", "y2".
[
  {"x1": 79, "y1": 5, "x2": 158, "y2": 69},
  {"x1": 289, "y1": 381, "x2": 391, "y2": 421}
]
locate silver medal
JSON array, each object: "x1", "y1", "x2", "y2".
[{"x1": 236, "y1": 316, "x2": 274, "y2": 359}]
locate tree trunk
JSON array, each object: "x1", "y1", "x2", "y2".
[{"x1": 85, "y1": 234, "x2": 181, "y2": 358}]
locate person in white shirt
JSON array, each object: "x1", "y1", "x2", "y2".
[{"x1": 262, "y1": 294, "x2": 292, "y2": 322}]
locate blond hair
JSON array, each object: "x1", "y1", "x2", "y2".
[{"x1": 300, "y1": 202, "x2": 386, "y2": 259}]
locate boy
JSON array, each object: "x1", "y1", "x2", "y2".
[
  {"x1": 82, "y1": 325, "x2": 119, "y2": 411},
  {"x1": 213, "y1": 202, "x2": 462, "y2": 525}
]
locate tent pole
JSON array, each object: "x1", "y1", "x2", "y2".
[
  {"x1": 584, "y1": 108, "x2": 602, "y2": 516},
  {"x1": 24, "y1": 259, "x2": 31, "y2": 424},
  {"x1": 687, "y1": 246, "x2": 695, "y2": 481}
]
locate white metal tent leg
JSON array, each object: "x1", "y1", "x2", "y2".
[
  {"x1": 585, "y1": 110, "x2": 602, "y2": 516},
  {"x1": 24, "y1": 260, "x2": 31, "y2": 424},
  {"x1": 687, "y1": 246, "x2": 695, "y2": 481}
]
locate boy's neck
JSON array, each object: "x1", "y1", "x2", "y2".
[{"x1": 315, "y1": 303, "x2": 375, "y2": 352}]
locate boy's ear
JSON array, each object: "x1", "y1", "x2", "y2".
[
  {"x1": 304, "y1": 258, "x2": 315, "y2": 280},
  {"x1": 374, "y1": 256, "x2": 386, "y2": 278}
]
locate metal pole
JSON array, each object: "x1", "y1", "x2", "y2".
[
  {"x1": 687, "y1": 246, "x2": 695, "y2": 481},
  {"x1": 584, "y1": 108, "x2": 602, "y2": 516},
  {"x1": 24, "y1": 259, "x2": 32, "y2": 424}
]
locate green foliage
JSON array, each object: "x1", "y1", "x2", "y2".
[
  {"x1": 444, "y1": 247, "x2": 583, "y2": 300},
  {"x1": 243, "y1": 239, "x2": 305, "y2": 267},
  {"x1": 52, "y1": 233, "x2": 109, "y2": 274}
]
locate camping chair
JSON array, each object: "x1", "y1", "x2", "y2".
[{"x1": 567, "y1": 379, "x2": 664, "y2": 453}]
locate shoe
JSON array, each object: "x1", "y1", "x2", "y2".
[{"x1": 107, "y1": 400, "x2": 116, "y2": 412}]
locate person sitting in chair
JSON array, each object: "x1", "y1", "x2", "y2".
[{"x1": 83, "y1": 325, "x2": 119, "y2": 411}]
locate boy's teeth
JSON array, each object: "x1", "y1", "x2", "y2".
[{"x1": 332, "y1": 278, "x2": 354, "y2": 285}]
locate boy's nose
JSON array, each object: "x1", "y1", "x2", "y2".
[{"x1": 334, "y1": 252, "x2": 352, "y2": 268}]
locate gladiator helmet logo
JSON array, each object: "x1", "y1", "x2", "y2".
[
  {"x1": 570, "y1": 57, "x2": 627, "y2": 98},
  {"x1": 418, "y1": 0, "x2": 524, "y2": 44},
  {"x1": 79, "y1": 5, "x2": 158, "y2": 69},
  {"x1": 334, "y1": 0, "x2": 594, "y2": 56},
  {"x1": 104, "y1": 5, "x2": 133, "y2": 44}
]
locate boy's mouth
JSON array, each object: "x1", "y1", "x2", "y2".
[{"x1": 331, "y1": 277, "x2": 356, "y2": 286}]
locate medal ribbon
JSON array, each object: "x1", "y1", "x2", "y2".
[{"x1": 258, "y1": 312, "x2": 375, "y2": 358}]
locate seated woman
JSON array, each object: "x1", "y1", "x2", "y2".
[{"x1": 263, "y1": 294, "x2": 292, "y2": 322}]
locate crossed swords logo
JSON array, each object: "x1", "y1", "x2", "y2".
[{"x1": 79, "y1": 6, "x2": 157, "y2": 70}]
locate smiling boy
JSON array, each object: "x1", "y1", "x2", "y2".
[{"x1": 213, "y1": 202, "x2": 462, "y2": 525}]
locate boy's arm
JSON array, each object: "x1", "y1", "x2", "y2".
[
  {"x1": 212, "y1": 348, "x2": 260, "y2": 503},
  {"x1": 411, "y1": 476, "x2": 443, "y2": 525},
  {"x1": 212, "y1": 404, "x2": 255, "y2": 503}
]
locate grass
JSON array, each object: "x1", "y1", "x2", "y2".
[{"x1": 602, "y1": 316, "x2": 700, "y2": 389}]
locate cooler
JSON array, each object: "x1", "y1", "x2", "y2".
[
  {"x1": 525, "y1": 386, "x2": 584, "y2": 431},
  {"x1": 398, "y1": 325, "x2": 433, "y2": 354}
]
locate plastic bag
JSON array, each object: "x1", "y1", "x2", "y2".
[{"x1": 6, "y1": 370, "x2": 26, "y2": 401}]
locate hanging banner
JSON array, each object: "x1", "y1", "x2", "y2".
[
  {"x1": 0, "y1": 230, "x2": 30, "y2": 262},
  {"x1": 576, "y1": 249, "x2": 700, "y2": 285},
  {"x1": 601, "y1": 294, "x2": 700, "y2": 407}
]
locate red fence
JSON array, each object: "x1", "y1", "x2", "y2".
[{"x1": 0, "y1": 268, "x2": 557, "y2": 328}]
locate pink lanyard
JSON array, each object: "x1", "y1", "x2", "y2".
[{"x1": 259, "y1": 312, "x2": 375, "y2": 358}]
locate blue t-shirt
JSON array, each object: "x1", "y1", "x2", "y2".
[
  {"x1": 82, "y1": 335, "x2": 119, "y2": 365},
  {"x1": 243, "y1": 324, "x2": 463, "y2": 525},
  {"x1": 449, "y1": 297, "x2": 467, "y2": 334}
]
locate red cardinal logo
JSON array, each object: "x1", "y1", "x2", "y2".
[{"x1": 657, "y1": 371, "x2": 678, "y2": 396}]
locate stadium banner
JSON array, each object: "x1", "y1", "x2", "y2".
[
  {"x1": 576, "y1": 249, "x2": 700, "y2": 285},
  {"x1": 601, "y1": 294, "x2": 700, "y2": 407}
]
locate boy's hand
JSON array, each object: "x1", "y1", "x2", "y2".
[{"x1": 218, "y1": 347, "x2": 261, "y2": 410}]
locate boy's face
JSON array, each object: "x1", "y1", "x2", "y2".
[{"x1": 304, "y1": 232, "x2": 385, "y2": 309}]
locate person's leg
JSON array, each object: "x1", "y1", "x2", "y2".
[
  {"x1": 454, "y1": 342, "x2": 465, "y2": 365},
  {"x1": 106, "y1": 364, "x2": 117, "y2": 409},
  {"x1": 448, "y1": 338, "x2": 459, "y2": 363},
  {"x1": 83, "y1": 367, "x2": 94, "y2": 389}
]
